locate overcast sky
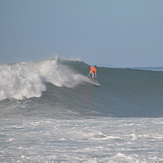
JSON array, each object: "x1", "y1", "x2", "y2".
[{"x1": 1, "y1": 0, "x2": 163, "y2": 67}]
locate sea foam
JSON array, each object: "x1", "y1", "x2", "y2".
[{"x1": 0, "y1": 58, "x2": 87, "y2": 101}]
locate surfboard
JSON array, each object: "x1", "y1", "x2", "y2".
[
  {"x1": 92, "y1": 82, "x2": 101, "y2": 86},
  {"x1": 87, "y1": 77, "x2": 101, "y2": 85},
  {"x1": 92, "y1": 80, "x2": 101, "y2": 86}
]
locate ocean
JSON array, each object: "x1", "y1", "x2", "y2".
[{"x1": 0, "y1": 58, "x2": 163, "y2": 163}]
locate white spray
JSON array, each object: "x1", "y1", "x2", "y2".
[{"x1": 0, "y1": 58, "x2": 88, "y2": 101}]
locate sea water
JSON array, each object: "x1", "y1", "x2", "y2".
[{"x1": 0, "y1": 58, "x2": 163, "y2": 163}]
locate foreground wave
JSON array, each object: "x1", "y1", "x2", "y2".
[{"x1": 0, "y1": 58, "x2": 163, "y2": 117}]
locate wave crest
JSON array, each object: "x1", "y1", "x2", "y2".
[{"x1": 0, "y1": 58, "x2": 87, "y2": 101}]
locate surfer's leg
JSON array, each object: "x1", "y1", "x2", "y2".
[
  {"x1": 92, "y1": 73, "x2": 95, "y2": 80},
  {"x1": 87, "y1": 73, "x2": 91, "y2": 78}
]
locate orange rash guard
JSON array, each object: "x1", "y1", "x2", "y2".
[{"x1": 90, "y1": 66, "x2": 97, "y2": 74}]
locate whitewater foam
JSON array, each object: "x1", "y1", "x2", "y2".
[
  {"x1": 1, "y1": 117, "x2": 163, "y2": 162},
  {"x1": 0, "y1": 58, "x2": 88, "y2": 101}
]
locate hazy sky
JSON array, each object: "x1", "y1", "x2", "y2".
[{"x1": 1, "y1": 0, "x2": 163, "y2": 67}]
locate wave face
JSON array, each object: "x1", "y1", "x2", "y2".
[{"x1": 1, "y1": 58, "x2": 163, "y2": 118}]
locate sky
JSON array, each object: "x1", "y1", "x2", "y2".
[{"x1": 0, "y1": 0, "x2": 163, "y2": 67}]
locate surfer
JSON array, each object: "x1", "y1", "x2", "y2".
[{"x1": 86, "y1": 65, "x2": 97, "y2": 81}]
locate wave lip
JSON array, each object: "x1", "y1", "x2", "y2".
[{"x1": 0, "y1": 58, "x2": 87, "y2": 101}]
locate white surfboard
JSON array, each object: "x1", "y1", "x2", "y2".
[
  {"x1": 92, "y1": 80, "x2": 101, "y2": 86},
  {"x1": 93, "y1": 82, "x2": 101, "y2": 86}
]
